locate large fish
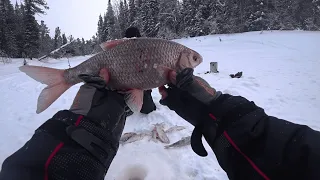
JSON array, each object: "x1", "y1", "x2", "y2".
[{"x1": 19, "y1": 38, "x2": 203, "y2": 114}]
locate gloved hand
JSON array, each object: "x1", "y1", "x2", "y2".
[
  {"x1": 68, "y1": 68, "x2": 128, "y2": 167},
  {"x1": 70, "y1": 69, "x2": 126, "y2": 128},
  {"x1": 166, "y1": 68, "x2": 221, "y2": 105},
  {"x1": 159, "y1": 68, "x2": 224, "y2": 157},
  {"x1": 70, "y1": 68, "x2": 127, "y2": 141}
]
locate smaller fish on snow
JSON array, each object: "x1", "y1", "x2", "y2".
[
  {"x1": 120, "y1": 132, "x2": 148, "y2": 145},
  {"x1": 164, "y1": 136, "x2": 191, "y2": 149},
  {"x1": 154, "y1": 123, "x2": 170, "y2": 144},
  {"x1": 120, "y1": 132, "x2": 137, "y2": 143},
  {"x1": 165, "y1": 126, "x2": 186, "y2": 134},
  {"x1": 149, "y1": 127, "x2": 158, "y2": 143}
]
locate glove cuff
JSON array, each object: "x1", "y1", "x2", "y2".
[
  {"x1": 37, "y1": 110, "x2": 119, "y2": 168},
  {"x1": 206, "y1": 95, "x2": 261, "y2": 141}
]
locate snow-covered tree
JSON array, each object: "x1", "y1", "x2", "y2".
[
  {"x1": 102, "y1": 13, "x2": 109, "y2": 42},
  {"x1": 24, "y1": 0, "x2": 41, "y2": 58},
  {"x1": 25, "y1": 0, "x2": 48, "y2": 14},
  {"x1": 135, "y1": 0, "x2": 146, "y2": 31},
  {"x1": 54, "y1": 27, "x2": 62, "y2": 49},
  {"x1": 158, "y1": 0, "x2": 180, "y2": 38},
  {"x1": 181, "y1": 0, "x2": 198, "y2": 36},
  {"x1": 123, "y1": 0, "x2": 129, "y2": 26},
  {"x1": 14, "y1": 3, "x2": 26, "y2": 57},
  {"x1": 297, "y1": 0, "x2": 320, "y2": 30},
  {"x1": 62, "y1": 33, "x2": 68, "y2": 45},
  {"x1": 97, "y1": 14, "x2": 104, "y2": 42},
  {"x1": 118, "y1": 1, "x2": 127, "y2": 36},
  {"x1": 245, "y1": 0, "x2": 269, "y2": 31},
  {"x1": 128, "y1": 0, "x2": 137, "y2": 26},
  {"x1": 68, "y1": 35, "x2": 74, "y2": 42},
  {"x1": 0, "y1": 0, "x2": 97, "y2": 59},
  {"x1": 38, "y1": 20, "x2": 53, "y2": 57},
  {"x1": 106, "y1": 0, "x2": 117, "y2": 40},
  {"x1": 0, "y1": 0, "x2": 18, "y2": 57},
  {"x1": 272, "y1": 0, "x2": 299, "y2": 30},
  {"x1": 142, "y1": 0, "x2": 160, "y2": 37}
]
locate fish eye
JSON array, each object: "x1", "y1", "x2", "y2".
[{"x1": 193, "y1": 56, "x2": 198, "y2": 61}]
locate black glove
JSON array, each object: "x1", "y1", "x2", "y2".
[
  {"x1": 69, "y1": 72, "x2": 127, "y2": 145},
  {"x1": 159, "y1": 85, "x2": 208, "y2": 126},
  {"x1": 159, "y1": 68, "x2": 223, "y2": 157},
  {"x1": 66, "y1": 70, "x2": 128, "y2": 169},
  {"x1": 21, "y1": 69, "x2": 129, "y2": 180},
  {"x1": 169, "y1": 68, "x2": 221, "y2": 104}
]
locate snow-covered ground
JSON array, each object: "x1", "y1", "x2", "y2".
[{"x1": 0, "y1": 31, "x2": 320, "y2": 179}]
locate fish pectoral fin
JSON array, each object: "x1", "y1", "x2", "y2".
[
  {"x1": 124, "y1": 89, "x2": 144, "y2": 113},
  {"x1": 99, "y1": 39, "x2": 128, "y2": 50}
]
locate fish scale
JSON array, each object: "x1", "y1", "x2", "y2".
[{"x1": 19, "y1": 37, "x2": 202, "y2": 114}]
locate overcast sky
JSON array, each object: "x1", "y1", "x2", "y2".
[{"x1": 11, "y1": 0, "x2": 110, "y2": 40}]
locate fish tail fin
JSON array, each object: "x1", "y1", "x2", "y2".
[{"x1": 19, "y1": 65, "x2": 72, "y2": 114}]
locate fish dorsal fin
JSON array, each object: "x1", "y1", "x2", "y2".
[
  {"x1": 124, "y1": 89, "x2": 144, "y2": 113},
  {"x1": 100, "y1": 39, "x2": 128, "y2": 51}
]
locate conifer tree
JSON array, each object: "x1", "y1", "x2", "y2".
[
  {"x1": 142, "y1": 0, "x2": 159, "y2": 37},
  {"x1": 102, "y1": 13, "x2": 109, "y2": 41},
  {"x1": 39, "y1": 20, "x2": 52, "y2": 56},
  {"x1": 106, "y1": 0, "x2": 117, "y2": 40},
  {"x1": 158, "y1": 0, "x2": 179, "y2": 38},
  {"x1": 54, "y1": 27, "x2": 62, "y2": 49},
  {"x1": 62, "y1": 33, "x2": 67, "y2": 45},
  {"x1": 15, "y1": 2, "x2": 26, "y2": 57},
  {"x1": 0, "y1": 0, "x2": 18, "y2": 57},
  {"x1": 118, "y1": 1, "x2": 127, "y2": 36},
  {"x1": 123, "y1": 0, "x2": 129, "y2": 26},
  {"x1": 128, "y1": 0, "x2": 136, "y2": 26},
  {"x1": 24, "y1": 0, "x2": 41, "y2": 58},
  {"x1": 97, "y1": 14, "x2": 104, "y2": 42}
]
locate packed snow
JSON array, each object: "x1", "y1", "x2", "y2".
[{"x1": 0, "y1": 31, "x2": 320, "y2": 180}]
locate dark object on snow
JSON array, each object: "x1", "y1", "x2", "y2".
[
  {"x1": 204, "y1": 70, "x2": 219, "y2": 74},
  {"x1": 65, "y1": 49, "x2": 75, "y2": 55},
  {"x1": 210, "y1": 62, "x2": 219, "y2": 73},
  {"x1": 230, "y1": 71, "x2": 243, "y2": 78},
  {"x1": 140, "y1": 90, "x2": 156, "y2": 114},
  {"x1": 23, "y1": 59, "x2": 28, "y2": 66},
  {"x1": 124, "y1": 27, "x2": 142, "y2": 38}
]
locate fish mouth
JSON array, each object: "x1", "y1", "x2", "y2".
[{"x1": 177, "y1": 49, "x2": 203, "y2": 71}]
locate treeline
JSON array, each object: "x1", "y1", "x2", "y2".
[
  {"x1": 97, "y1": 0, "x2": 320, "y2": 43},
  {"x1": 1, "y1": 0, "x2": 319, "y2": 59},
  {"x1": 0, "y1": 0, "x2": 96, "y2": 59}
]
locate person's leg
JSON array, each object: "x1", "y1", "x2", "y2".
[{"x1": 140, "y1": 90, "x2": 156, "y2": 114}]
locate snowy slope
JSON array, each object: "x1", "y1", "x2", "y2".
[{"x1": 0, "y1": 31, "x2": 319, "y2": 180}]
